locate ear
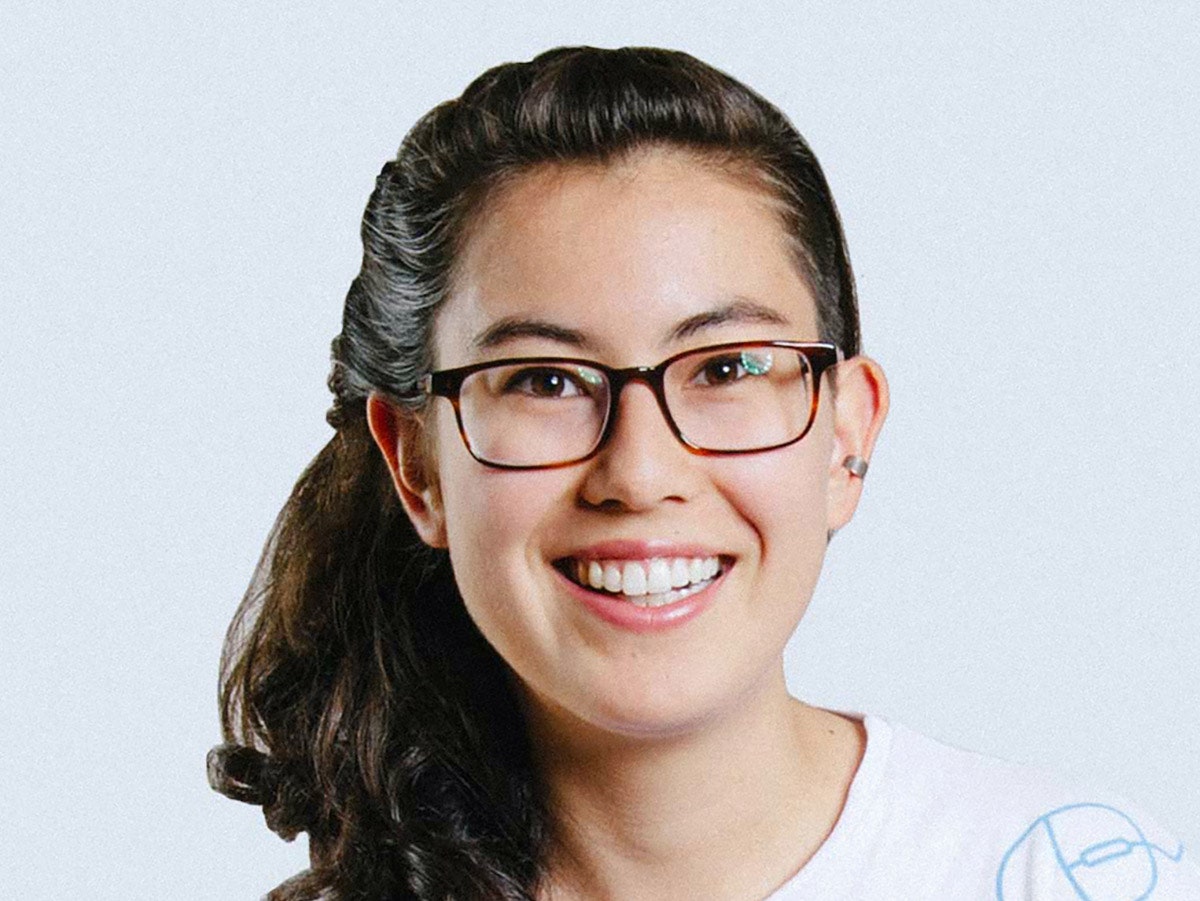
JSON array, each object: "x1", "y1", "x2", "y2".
[
  {"x1": 366, "y1": 392, "x2": 448, "y2": 548},
  {"x1": 826, "y1": 355, "x2": 889, "y2": 534}
]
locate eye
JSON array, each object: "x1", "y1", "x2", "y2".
[
  {"x1": 690, "y1": 350, "x2": 773, "y2": 387},
  {"x1": 502, "y1": 366, "x2": 591, "y2": 398},
  {"x1": 694, "y1": 355, "x2": 743, "y2": 386}
]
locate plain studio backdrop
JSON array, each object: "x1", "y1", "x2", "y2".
[{"x1": 2, "y1": 1, "x2": 1197, "y2": 897}]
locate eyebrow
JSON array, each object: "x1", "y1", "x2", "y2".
[
  {"x1": 471, "y1": 318, "x2": 594, "y2": 351},
  {"x1": 470, "y1": 297, "x2": 791, "y2": 352},
  {"x1": 666, "y1": 297, "x2": 790, "y2": 342}
]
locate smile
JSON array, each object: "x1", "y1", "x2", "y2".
[{"x1": 558, "y1": 555, "x2": 725, "y2": 608}]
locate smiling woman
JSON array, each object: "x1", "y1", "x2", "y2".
[
  {"x1": 375, "y1": 151, "x2": 878, "y2": 754},
  {"x1": 207, "y1": 46, "x2": 1199, "y2": 901}
]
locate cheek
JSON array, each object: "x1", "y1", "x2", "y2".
[
  {"x1": 731, "y1": 435, "x2": 831, "y2": 527},
  {"x1": 433, "y1": 434, "x2": 566, "y2": 616},
  {"x1": 440, "y1": 477, "x2": 535, "y2": 650},
  {"x1": 720, "y1": 431, "x2": 833, "y2": 588},
  {"x1": 437, "y1": 445, "x2": 562, "y2": 540}
]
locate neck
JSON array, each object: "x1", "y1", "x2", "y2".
[{"x1": 526, "y1": 667, "x2": 864, "y2": 901}]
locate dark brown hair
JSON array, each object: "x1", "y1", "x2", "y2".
[{"x1": 209, "y1": 45, "x2": 861, "y2": 900}]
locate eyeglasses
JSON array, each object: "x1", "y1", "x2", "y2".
[{"x1": 413, "y1": 340, "x2": 843, "y2": 470}]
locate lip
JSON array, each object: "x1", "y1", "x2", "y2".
[
  {"x1": 551, "y1": 541, "x2": 731, "y2": 633},
  {"x1": 556, "y1": 539, "x2": 727, "y2": 561}
]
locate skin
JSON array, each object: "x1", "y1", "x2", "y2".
[{"x1": 368, "y1": 147, "x2": 889, "y2": 900}]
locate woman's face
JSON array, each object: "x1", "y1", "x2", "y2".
[{"x1": 379, "y1": 149, "x2": 882, "y2": 741}]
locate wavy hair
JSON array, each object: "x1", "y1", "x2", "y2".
[{"x1": 208, "y1": 45, "x2": 861, "y2": 900}]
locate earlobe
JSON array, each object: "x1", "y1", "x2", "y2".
[
  {"x1": 841, "y1": 454, "x2": 869, "y2": 479},
  {"x1": 365, "y1": 393, "x2": 447, "y2": 548},
  {"x1": 826, "y1": 356, "x2": 889, "y2": 533}
]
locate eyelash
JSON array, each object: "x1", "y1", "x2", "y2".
[{"x1": 503, "y1": 367, "x2": 590, "y2": 398}]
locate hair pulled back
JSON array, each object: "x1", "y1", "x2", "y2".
[{"x1": 210, "y1": 45, "x2": 861, "y2": 900}]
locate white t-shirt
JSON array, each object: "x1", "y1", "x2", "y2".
[{"x1": 768, "y1": 714, "x2": 1199, "y2": 900}]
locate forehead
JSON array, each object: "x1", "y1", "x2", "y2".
[{"x1": 435, "y1": 148, "x2": 818, "y2": 365}]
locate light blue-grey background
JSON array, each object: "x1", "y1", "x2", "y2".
[{"x1": 2, "y1": 1, "x2": 1197, "y2": 897}]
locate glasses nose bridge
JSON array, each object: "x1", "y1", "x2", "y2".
[
  {"x1": 596, "y1": 362, "x2": 679, "y2": 449},
  {"x1": 606, "y1": 363, "x2": 671, "y2": 412}
]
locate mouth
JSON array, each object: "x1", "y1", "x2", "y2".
[{"x1": 554, "y1": 554, "x2": 729, "y2": 608}]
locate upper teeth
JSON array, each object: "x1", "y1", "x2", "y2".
[{"x1": 574, "y1": 556, "x2": 721, "y2": 597}]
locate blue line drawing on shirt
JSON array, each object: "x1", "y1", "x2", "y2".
[{"x1": 996, "y1": 802, "x2": 1184, "y2": 901}]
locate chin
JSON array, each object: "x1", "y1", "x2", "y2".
[{"x1": 526, "y1": 667, "x2": 754, "y2": 745}]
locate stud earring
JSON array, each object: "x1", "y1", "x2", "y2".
[{"x1": 842, "y1": 454, "x2": 869, "y2": 478}]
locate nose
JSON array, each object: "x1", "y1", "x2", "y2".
[{"x1": 577, "y1": 378, "x2": 699, "y2": 512}]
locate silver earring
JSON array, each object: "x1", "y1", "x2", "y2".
[{"x1": 842, "y1": 454, "x2": 869, "y2": 478}]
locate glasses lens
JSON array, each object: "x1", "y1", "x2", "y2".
[
  {"x1": 665, "y1": 345, "x2": 814, "y2": 451},
  {"x1": 457, "y1": 361, "x2": 610, "y2": 466}
]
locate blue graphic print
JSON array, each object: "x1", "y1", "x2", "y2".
[{"x1": 996, "y1": 803, "x2": 1185, "y2": 900}]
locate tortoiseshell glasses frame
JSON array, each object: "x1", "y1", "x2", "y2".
[{"x1": 408, "y1": 340, "x2": 843, "y2": 470}]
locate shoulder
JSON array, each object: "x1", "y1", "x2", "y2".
[
  {"x1": 772, "y1": 714, "x2": 1198, "y2": 899},
  {"x1": 867, "y1": 716, "x2": 1200, "y2": 900},
  {"x1": 881, "y1": 717, "x2": 1098, "y2": 826}
]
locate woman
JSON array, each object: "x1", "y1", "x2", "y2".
[{"x1": 209, "y1": 46, "x2": 1197, "y2": 900}]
